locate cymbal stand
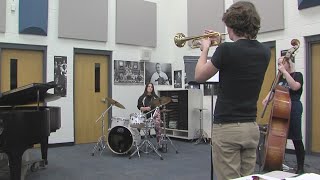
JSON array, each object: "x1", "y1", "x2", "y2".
[
  {"x1": 159, "y1": 109, "x2": 178, "y2": 153},
  {"x1": 193, "y1": 108, "x2": 208, "y2": 144},
  {"x1": 144, "y1": 106, "x2": 158, "y2": 116},
  {"x1": 91, "y1": 104, "x2": 113, "y2": 156},
  {"x1": 129, "y1": 109, "x2": 163, "y2": 160}
]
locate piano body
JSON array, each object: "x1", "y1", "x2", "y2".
[{"x1": 0, "y1": 82, "x2": 61, "y2": 180}]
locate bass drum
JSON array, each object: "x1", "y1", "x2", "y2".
[{"x1": 107, "y1": 126, "x2": 141, "y2": 155}]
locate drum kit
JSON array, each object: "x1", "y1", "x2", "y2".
[{"x1": 91, "y1": 96, "x2": 178, "y2": 160}]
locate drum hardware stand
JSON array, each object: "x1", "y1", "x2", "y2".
[
  {"x1": 129, "y1": 113, "x2": 163, "y2": 160},
  {"x1": 141, "y1": 120, "x2": 156, "y2": 154},
  {"x1": 193, "y1": 108, "x2": 208, "y2": 144},
  {"x1": 91, "y1": 104, "x2": 113, "y2": 156},
  {"x1": 159, "y1": 109, "x2": 178, "y2": 153},
  {"x1": 141, "y1": 107, "x2": 158, "y2": 139},
  {"x1": 131, "y1": 141, "x2": 141, "y2": 158}
]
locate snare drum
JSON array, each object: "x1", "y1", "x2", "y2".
[
  {"x1": 107, "y1": 126, "x2": 141, "y2": 154},
  {"x1": 129, "y1": 113, "x2": 146, "y2": 128},
  {"x1": 111, "y1": 117, "x2": 129, "y2": 128},
  {"x1": 144, "y1": 118, "x2": 155, "y2": 128}
]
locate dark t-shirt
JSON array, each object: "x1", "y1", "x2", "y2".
[
  {"x1": 211, "y1": 39, "x2": 271, "y2": 123},
  {"x1": 137, "y1": 94, "x2": 158, "y2": 118},
  {"x1": 278, "y1": 72, "x2": 303, "y2": 101}
]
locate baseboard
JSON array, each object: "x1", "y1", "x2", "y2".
[{"x1": 48, "y1": 142, "x2": 74, "y2": 148}]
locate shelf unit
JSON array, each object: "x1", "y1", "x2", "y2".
[{"x1": 159, "y1": 89, "x2": 202, "y2": 140}]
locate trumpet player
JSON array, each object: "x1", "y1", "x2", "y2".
[{"x1": 194, "y1": 1, "x2": 271, "y2": 180}]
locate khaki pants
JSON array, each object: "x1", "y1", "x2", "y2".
[{"x1": 211, "y1": 122, "x2": 260, "y2": 180}]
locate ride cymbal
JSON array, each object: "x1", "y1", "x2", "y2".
[
  {"x1": 102, "y1": 97, "x2": 125, "y2": 109},
  {"x1": 151, "y1": 96, "x2": 172, "y2": 107}
]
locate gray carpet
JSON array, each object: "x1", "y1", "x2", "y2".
[
  {"x1": 1, "y1": 138, "x2": 320, "y2": 180},
  {"x1": 27, "y1": 139, "x2": 210, "y2": 180}
]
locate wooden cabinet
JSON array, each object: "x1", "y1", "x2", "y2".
[{"x1": 158, "y1": 89, "x2": 202, "y2": 140}]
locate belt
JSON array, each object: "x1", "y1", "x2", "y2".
[{"x1": 213, "y1": 119, "x2": 255, "y2": 124}]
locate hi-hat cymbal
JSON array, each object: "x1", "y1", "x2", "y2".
[
  {"x1": 160, "y1": 109, "x2": 173, "y2": 113},
  {"x1": 102, "y1": 97, "x2": 125, "y2": 109},
  {"x1": 151, "y1": 96, "x2": 172, "y2": 107}
]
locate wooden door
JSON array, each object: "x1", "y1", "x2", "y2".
[
  {"x1": 1, "y1": 49, "x2": 43, "y2": 92},
  {"x1": 74, "y1": 53, "x2": 109, "y2": 144},
  {"x1": 311, "y1": 43, "x2": 320, "y2": 153},
  {"x1": 256, "y1": 47, "x2": 276, "y2": 125}
]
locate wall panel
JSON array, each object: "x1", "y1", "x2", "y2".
[
  {"x1": 58, "y1": 0, "x2": 108, "y2": 42},
  {"x1": 233, "y1": 0, "x2": 284, "y2": 33},
  {"x1": 187, "y1": 0, "x2": 225, "y2": 37},
  {"x1": 116, "y1": 0, "x2": 157, "y2": 47},
  {"x1": 19, "y1": 0, "x2": 48, "y2": 35},
  {"x1": 0, "y1": 0, "x2": 5, "y2": 33}
]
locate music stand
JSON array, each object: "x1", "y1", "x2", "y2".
[
  {"x1": 91, "y1": 97, "x2": 125, "y2": 156},
  {"x1": 193, "y1": 108, "x2": 208, "y2": 144}
]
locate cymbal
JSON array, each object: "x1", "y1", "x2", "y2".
[
  {"x1": 102, "y1": 97, "x2": 125, "y2": 109},
  {"x1": 151, "y1": 96, "x2": 172, "y2": 107},
  {"x1": 160, "y1": 109, "x2": 173, "y2": 113}
]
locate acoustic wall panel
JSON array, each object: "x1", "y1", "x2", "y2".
[
  {"x1": 0, "y1": 0, "x2": 5, "y2": 33},
  {"x1": 116, "y1": 0, "x2": 157, "y2": 47},
  {"x1": 19, "y1": 0, "x2": 48, "y2": 36},
  {"x1": 298, "y1": 0, "x2": 320, "y2": 10},
  {"x1": 187, "y1": 0, "x2": 225, "y2": 37},
  {"x1": 58, "y1": 0, "x2": 108, "y2": 42},
  {"x1": 233, "y1": 0, "x2": 284, "y2": 33}
]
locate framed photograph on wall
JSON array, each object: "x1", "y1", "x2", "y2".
[
  {"x1": 174, "y1": 70, "x2": 182, "y2": 88},
  {"x1": 114, "y1": 60, "x2": 144, "y2": 85},
  {"x1": 54, "y1": 56, "x2": 67, "y2": 97},
  {"x1": 145, "y1": 62, "x2": 172, "y2": 85}
]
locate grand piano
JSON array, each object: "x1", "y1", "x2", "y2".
[{"x1": 0, "y1": 81, "x2": 61, "y2": 180}]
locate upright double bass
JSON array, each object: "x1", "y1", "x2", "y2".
[{"x1": 261, "y1": 39, "x2": 300, "y2": 171}]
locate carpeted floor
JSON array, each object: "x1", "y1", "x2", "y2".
[{"x1": 1, "y1": 138, "x2": 320, "y2": 180}]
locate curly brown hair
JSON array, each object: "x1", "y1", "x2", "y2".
[{"x1": 222, "y1": 1, "x2": 261, "y2": 39}]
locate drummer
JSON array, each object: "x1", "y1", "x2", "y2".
[{"x1": 137, "y1": 83, "x2": 162, "y2": 147}]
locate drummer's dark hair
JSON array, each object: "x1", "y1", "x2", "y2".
[{"x1": 143, "y1": 83, "x2": 157, "y2": 96}]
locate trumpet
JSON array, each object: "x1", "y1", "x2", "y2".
[{"x1": 174, "y1": 32, "x2": 227, "y2": 48}]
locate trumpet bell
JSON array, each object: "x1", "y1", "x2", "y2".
[
  {"x1": 291, "y1": 39, "x2": 300, "y2": 47},
  {"x1": 174, "y1": 33, "x2": 187, "y2": 48}
]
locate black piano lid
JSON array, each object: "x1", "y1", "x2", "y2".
[{"x1": 0, "y1": 81, "x2": 59, "y2": 106}]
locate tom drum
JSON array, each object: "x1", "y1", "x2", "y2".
[
  {"x1": 111, "y1": 117, "x2": 129, "y2": 128},
  {"x1": 129, "y1": 113, "x2": 146, "y2": 128}
]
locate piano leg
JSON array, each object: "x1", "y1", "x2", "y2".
[
  {"x1": 40, "y1": 137, "x2": 49, "y2": 165},
  {"x1": 7, "y1": 149, "x2": 24, "y2": 180}
]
